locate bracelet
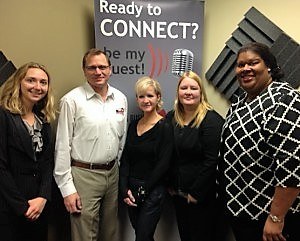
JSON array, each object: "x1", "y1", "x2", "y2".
[{"x1": 269, "y1": 213, "x2": 283, "y2": 223}]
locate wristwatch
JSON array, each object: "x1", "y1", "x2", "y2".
[{"x1": 269, "y1": 214, "x2": 283, "y2": 223}]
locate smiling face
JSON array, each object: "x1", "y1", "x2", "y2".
[
  {"x1": 83, "y1": 53, "x2": 112, "y2": 92},
  {"x1": 178, "y1": 77, "x2": 201, "y2": 110},
  {"x1": 136, "y1": 86, "x2": 160, "y2": 114},
  {"x1": 20, "y1": 67, "x2": 48, "y2": 108},
  {"x1": 236, "y1": 50, "x2": 272, "y2": 99}
]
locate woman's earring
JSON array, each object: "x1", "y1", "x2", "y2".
[{"x1": 267, "y1": 68, "x2": 271, "y2": 72}]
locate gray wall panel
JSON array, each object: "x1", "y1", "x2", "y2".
[{"x1": 205, "y1": 6, "x2": 300, "y2": 101}]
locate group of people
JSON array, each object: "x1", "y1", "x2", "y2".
[{"x1": 0, "y1": 42, "x2": 299, "y2": 241}]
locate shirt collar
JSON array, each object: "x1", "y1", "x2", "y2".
[
  {"x1": 83, "y1": 82, "x2": 115, "y2": 100},
  {"x1": 106, "y1": 84, "x2": 115, "y2": 100}
]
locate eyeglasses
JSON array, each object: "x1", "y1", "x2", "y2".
[{"x1": 85, "y1": 65, "x2": 110, "y2": 71}]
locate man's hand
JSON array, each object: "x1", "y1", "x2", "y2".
[
  {"x1": 64, "y1": 192, "x2": 82, "y2": 214},
  {"x1": 25, "y1": 197, "x2": 47, "y2": 221}
]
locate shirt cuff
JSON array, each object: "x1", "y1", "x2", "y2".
[{"x1": 60, "y1": 182, "x2": 77, "y2": 198}]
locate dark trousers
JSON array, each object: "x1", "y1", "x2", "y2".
[
  {"x1": 0, "y1": 212, "x2": 48, "y2": 241},
  {"x1": 173, "y1": 195, "x2": 216, "y2": 241},
  {"x1": 230, "y1": 212, "x2": 300, "y2": 241},
  {"x1": 128, "y1": 179, "x2": 166, "y2": 241},
  {"x1": 211, "y1": 198, "x2": 231, "y2": 241}
]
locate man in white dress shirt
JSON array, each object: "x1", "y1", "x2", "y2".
[{"x1": 54, "y1": 48, "x2": 127, "y2": 241}]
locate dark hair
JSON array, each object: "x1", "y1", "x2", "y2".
[
  {"x1": 237, "y1": 42, "x2": 284, "y2": 80},
  {"x1": 82, "y1": 48, "x2": 111, "y2": 68}
]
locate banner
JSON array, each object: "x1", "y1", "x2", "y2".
[{"x1": 94, "y1": 0, "x2": 204, "y2": 120}]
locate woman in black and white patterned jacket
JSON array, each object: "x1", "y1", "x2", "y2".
[{"x1": 219, "y1": 42, "x2": 300, "y2": 241}]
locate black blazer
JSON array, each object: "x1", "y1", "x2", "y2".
[
  {"x1": 0, "y1": 107, "x2": 53, "y2": 217},
  {"x1": 167, "y1": 110, "x2": 224, "y2": 204}
]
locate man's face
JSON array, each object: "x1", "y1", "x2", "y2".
[{"x1": 83, "y1": 53, "x2": 111, "y2": 91}]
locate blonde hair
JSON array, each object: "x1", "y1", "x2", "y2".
[
  {"x1": 135, "y1": 76, "x2": 163, "y2": 111},
  {"x1": 0, "y1": 62, "x2": 56, "y2": 123},
  {"x1": 174, "y1": 71, "x2": 212, "y2": 128}
]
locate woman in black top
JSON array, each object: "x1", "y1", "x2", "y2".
[
  {"x1": 0, "y1": 62, "x2": 56, "y2": 241},
  {"x1": 167, "y1": 70, "x2": 224, "y2": 241},
  {"x1": 119, "y1": 76, "x2": 172, "y2": 241}
]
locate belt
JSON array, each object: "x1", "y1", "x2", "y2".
[{"x1": 71, "y1": 159, "x2": 116, "y2": 170}]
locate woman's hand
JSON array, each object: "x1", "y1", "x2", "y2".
[
  {"x1": 263, "y1": 217, "x2": 286, "y2": 241},
  {"x1": 187, "y1": 194, "x2": 198, "y2": 204},
  {"x1": 123, "y1": 189, "x2": 137, "y2": 207},
  {"x1": 168, "y1": 187, "x2": 176, "y2": 196},
  {"x1": 25, "y1": 197, "x2": 47, "y2": 221}
]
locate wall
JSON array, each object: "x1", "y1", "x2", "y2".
[
  {"x1": 1, "y1": 0, "x2": 299, "y2": 115},
  {"x1": 0, "y1": 0, "x2": 95, "y2": 101},
  {"x1": 203, "y1": 0, "x2": 300, "y2": 116},
  {"x1": 1, "y1": 0, "x2": 300, "y2": 240}
]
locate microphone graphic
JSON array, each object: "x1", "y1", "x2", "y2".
[{"x1": 171, "y1": 49, "x2": 194, "y2": 77}]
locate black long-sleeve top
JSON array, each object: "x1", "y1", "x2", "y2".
[
  {"x1": 168, "y1": 110, "x2": 224, "y2": 204},
  {"x1": 119, "y1": 117, "x2": 173, "y2": 198}
]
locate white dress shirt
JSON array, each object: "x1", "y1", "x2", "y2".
[{"x1": 54, "y1": 82, "x2": 127, "y2": 197}]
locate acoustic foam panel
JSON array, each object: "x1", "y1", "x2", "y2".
[
  {"x1": 0, "y1": 51, "x2": 16, "y2": 87},
  {"x1": 205, "y1": 7, "x2": 300, "y2": 102}
]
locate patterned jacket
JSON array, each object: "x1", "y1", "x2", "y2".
[{"x1": 220, "y1": 81, "x2": 300, "y2": 220}]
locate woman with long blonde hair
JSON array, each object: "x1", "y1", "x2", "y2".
[
  {"x1": 167, "y1": 70, "x2": 224, "y2": 241},
  {"x1": 0, "y1": 62, "x2": 55, "y2": 241}
]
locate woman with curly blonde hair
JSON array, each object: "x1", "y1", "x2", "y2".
[{"x1": 0, "y1": 62, "x2": 55, "y2": 241}]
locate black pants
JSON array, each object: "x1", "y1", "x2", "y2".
[
  {"x1": 173, "y1": 195, "x2": 216, "y2": 241},
  {"x1": 0, "y1": 212, "x2": 48, "y2": 241},
  {"x1": 211, "y1": 198, "x2": 231, "y2": 241},
  {"x1": 230, "y1": 212, "x2": 300, "y2": 241},
  {"x1": 128, "y1": 178, "x2": 166, "y2": 241}
]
